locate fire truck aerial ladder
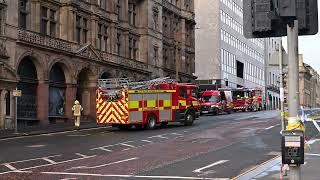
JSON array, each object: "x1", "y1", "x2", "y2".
[{"x1": 96, "y1": 77, "x2": 200, "y2": 129}]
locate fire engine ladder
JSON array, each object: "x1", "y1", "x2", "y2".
[{"x1": 98, "y1": 77, "x2": 176, "y2": 94}]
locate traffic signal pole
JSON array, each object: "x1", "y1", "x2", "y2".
[
  {"x1": 279, "y1": 39, "x2": 285, "y2": 131},
  {"x1": 287, "y1": 20, "x2": 301, "y2": 180}
]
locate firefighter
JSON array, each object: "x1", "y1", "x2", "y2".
[{"x1": 72, "y1": 100, "x2": 83, "y2": 130}]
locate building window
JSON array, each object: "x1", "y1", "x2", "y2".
[
  {"x1": 40, "y1": 6, "x2": 48, "y2": 35},
  {"x1": 40, "y1": 7, "x2": 56, "y2": 36},
  {"x1": 154, "y1": 46, "x2": 159, "y2": 66},
  {"x1": 129, "y1": 37, "x2": 133, "y2": 59},
  {"x1": 97, "y1": 24, "x2": 102, "y2": 50},
  {"x1": 5, "y1": 92, "x2": 10, "y2": 116},
  {"x1": 49, "y1": 10, "x2": 56, "y2": 36},
  {"x1": 0, "y1": 6, "x2": 3, "y2": 35},
  {"x1": 83, "y1": 18, "x2": 88, "y2": 43},
  {"x1": 19, "y1": 0, "x2": 28, "y2": 29},
  {"x1": 99, "y1": 0, "x2": 107, "y2": 9},
  {"x1": 76, "y1": 16, "x2": 81, "y2": 43},
  {"x1": 116, "y1": 0, "x2": 121, "y2": 20},
  {"x1": 117, "y1": 33, "x2": 121, "y2": 55},
  {"x1": 75, "y1": 16, "x2": 88, "y2": 44},
  {"x1": 128, "y1": 3, "x2": 136, "y2": 26},
  {"x1": 104, "y1": 25, "x2": 109, "y2": 52},
  {"x1": 153, "y1": 9, "x2": 159, "y2": 30},
  {"x1": 133, "y1": 39, "x2": 138, "y2": 60}
]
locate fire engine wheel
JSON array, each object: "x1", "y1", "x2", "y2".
[
  {"x1": 146, "y1": 114, "x2": 157, "y2": 130},
  {"x1": 184, "y1": 112, "x2": 194, "y2": 126}
]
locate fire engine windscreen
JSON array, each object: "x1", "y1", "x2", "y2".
[{"x1": 202, "y1": 95, "x2": 219, "y2": 103}]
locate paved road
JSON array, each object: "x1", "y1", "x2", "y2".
[{"x1": 0, "y1": 111, "x2": 281, "y2": 180}]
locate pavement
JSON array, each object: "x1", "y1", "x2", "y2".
[
  {"x1": 0, "y1": 110, "x2": 318, "y2": 180},
  {"x1": 233, "y1": 123, "x2": 320, "y2": 180}
]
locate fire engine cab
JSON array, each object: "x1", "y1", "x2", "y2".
[
  {"x1": 96, "y1": 77, "x2": 200, "y2": 129},
  {"x1": 199, "y1": 90, "x2": 233, "y2": 115}
]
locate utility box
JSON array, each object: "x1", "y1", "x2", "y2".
[{"x1": 281, "y1": 130, "x2": 304, "y2": 165}]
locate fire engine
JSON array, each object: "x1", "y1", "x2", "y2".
[
  {"x1": 199, "y1": 90, "x2": 233, "y2": 115},
  {"x1": 246, "y1": 88, "x2": 263, "y2": 111},
  {"x1": 96, "y1": 77, "x2": 200, "y2": 129}
]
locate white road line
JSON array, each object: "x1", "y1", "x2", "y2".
[
  {"x1": 0, "y1": 127, "x2": 110, "y2": 142},
  {"x1": 41, "y1": 172, "x2": 227, "y2": 180},
  {"x1": 66, "y1": 134, "x2": 90, "y2": 137},
  {"x1": 171, "y1": 133, "x2": 183, "y2": 136},
  {"x1": 265, "y1": 126, "x2": 275, "y2": 130},
  {"x1": 306, "y1": 153, "x2": 320, "y2": 157},
  {"x1": 0, "y1": 155, "x2": 96, "y2": 175},
  {"x1": 121, "y1": 148, "x2": 130, "y2": 151},
  {"x1": 119, "y1": 143, "x2": 136, "y2": 148},
  {"x1": 148, "y1": 135, "x2": 169, "y2": 139},
  {"x1": 4, "y1": 164, "x2": 17, "y2": 171},
  {"x1": 306, "y1": 139, "x2": 320, "y2": 145},
  {"x1": 25, "y1": 144, "x2": 46, "y2": 148},
  {"x1": 90, "y1": 141, "x2": 133, "y2": 150},
  {"x1": 0, "y1": 155, "x2": 62, "y2": 165},
  {"x1": 75, "y1": 153, "x2": 91, "y2": 158},
  {"x1": 93, "y1": 147, "x2": 113, "y2": 152},
  {"x1": 141, "y1": 140, "x2": 153, "y2": 143},
  {"x1": 67, "y1": 157, "x2": 139, "y2": 170},
  {"x1": 42, "y1": 158, "x2": 57, "y2": 164},
  {"x1": 193, "y1": 160, "x2": 229, "y2": 173}
]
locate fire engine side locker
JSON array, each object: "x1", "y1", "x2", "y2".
[{"x1": 128, "y1": 90, "x2": 174, "y2": 125}]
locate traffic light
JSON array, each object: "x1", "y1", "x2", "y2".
[
  {"x1": 244, "y1": 0, "x2": 318, "y2": 38},
  {"x1": 243, "y1": 0, "x2": 286, "y2": 38}
]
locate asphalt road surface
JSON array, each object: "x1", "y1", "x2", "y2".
[{"x1": 0, "y1": 110, "x2": 281, "y2": 180}]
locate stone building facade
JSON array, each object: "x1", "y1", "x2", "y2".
[
  {"x1": 264, "y1": 38, "x2": 282, "y2": 110},
  {"x1": 0, "y1": 0, "x2": 195, "y2": 130},
  {"x1": 298, "y1": 55, "x2": 320, "y2": 108}
]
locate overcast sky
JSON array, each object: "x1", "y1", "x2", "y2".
[{"x1": 282, "y1": 3, "x2": 320, "y2": 73}]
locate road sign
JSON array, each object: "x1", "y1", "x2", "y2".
[{"x1": 13, "y1": 90, "x2": 22, "y2": 97}]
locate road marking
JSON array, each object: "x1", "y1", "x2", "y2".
[
  {"x1": 25, "y1": 144, "x2": 46, "y2": 148},
  {"x1": 148, "y1": 135, "x2": 169, "y2": 139},
  {"x1": 0, "y1": 155, "x2": 62, "y2": 165},
  {"x1": 119, "y1": 143, "x2": 136, "y2": 148},
  {"x1": 307, "y1": 139, "x2": 320, "y2": 145},
  {"x1": 66, "y1": 134, "x2": 90, "y2": 137},
  {"x1": 75, "y1": 153, "x2": 91, "y2": 158},
  {"x1": 0, "y1": 155, "x2": 96, "y2": 175},
  {"x1": 265, "y1": 126, "x2": 275, "y2": 130},
  {"x1": 90, "y1": 141, "x2": 133, "y2": 151},
  {"x1": 41, "y1": 172, "x2": 228, "y2": 179},
  {"x1": 4, "y1": 164, "x2": 17, "y2": 171},
  {"x1": 42, "y1": 158, "x2": 57, "y2": 164},
  {"x1": 0, "y1": 127, "x2": 110, "y2": 142},
  {"x1": 122, "y1": 148, "x2": 130, "y2": 151},
  {"x1": 193, "y1": 160, "x2": 229, "y2": 173},
  {"x1": 141, "y1": 140, "x2": 153, "y2": 143},
  {"x1": 92, "y1": 147, "x2": 113, "y2": 152},
  {"x1": 171, "y1": 133, "x2": 183, "y2": 136},
  {"x1": 67, "y1": 157, "x2": 139, "y2": 170},
  {"x1": 306, "y1": 153, "x2": 320, "y2": 157}
]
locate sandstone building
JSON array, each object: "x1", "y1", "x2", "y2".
[{"x1": 0, "y1": 0, "x2": 195, "y2": 130}]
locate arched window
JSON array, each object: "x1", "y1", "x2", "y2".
[{"x1": 49, "y1": 63, "x2": 66, "y2": 116}]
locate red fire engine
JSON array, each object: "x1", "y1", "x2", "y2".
[
  {"x1": 96, "y1": 78, "x2": 200, "y2": 129},
  {"x1": 199, "y1": 90, "x2": 233, "y2": 115},
  {"x1": 246, "y1": 88, "x2": 264, "y2": 111}
]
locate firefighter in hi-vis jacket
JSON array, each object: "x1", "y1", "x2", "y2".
[{"x1": 72, "y1": 100, "x2": 83, "y2": 129}]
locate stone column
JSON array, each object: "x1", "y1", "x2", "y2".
[
  {"x1": 37, "y1": 80, "x2": 49, "y2": 125},
  {"x1": 65, "y1": 84, "x2": 77, "y2": 120},
  {"x1": 89, "y1": 87, "x2": 97, "y2": 121}
]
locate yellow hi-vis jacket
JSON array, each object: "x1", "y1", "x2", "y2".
[{"x1": 72, "y1": 101, "x2": 83, "y2": 116}]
